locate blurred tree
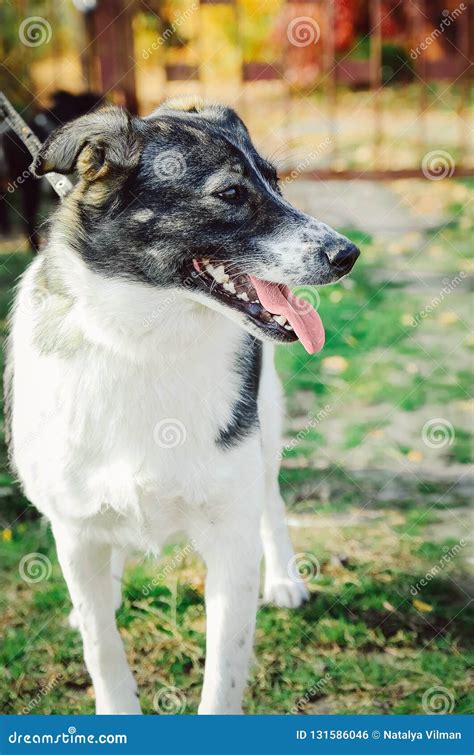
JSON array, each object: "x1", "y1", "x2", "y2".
[
  {"x1": 0, "y1": 1, "x2": 40, "y2": 109},
  {"x1": 0, "y1": 0, "x2": 85, "y2": 110},
  {"x1": 272, "y1": 0, "x2": 361, "y2": 89},
  {"x1": 335, "y1": 0, "x2": 359, "y2": 50}
]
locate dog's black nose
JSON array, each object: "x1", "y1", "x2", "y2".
[{"x1": 332, "y1": 241, "x2": 360, "y2": 274}]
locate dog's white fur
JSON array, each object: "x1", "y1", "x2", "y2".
[{"x1": 9, "y1": 235, "x2": 309, "y2": 714}]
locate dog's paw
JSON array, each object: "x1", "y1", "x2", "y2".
[{"x1": 263, "y1": 578, "x2": 309, "y2": 608}]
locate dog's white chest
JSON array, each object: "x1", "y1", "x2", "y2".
[
  {"x1": 11, "y1": 280, "x2": 251, "y2": 541},
  {"x1": 68, "y1": 350, "x2": 238, "y2": 507}
]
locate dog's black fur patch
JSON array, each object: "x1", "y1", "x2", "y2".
[{"x1": 216, "y1": 334, "x2": 262, "y2": 450}]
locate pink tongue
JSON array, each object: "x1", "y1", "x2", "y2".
[{"x1": 250, "y1": 276, "x2": 325, "y2": 354}]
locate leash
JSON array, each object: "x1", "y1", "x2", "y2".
[{"x1": 0, "y1": 91, "x2": 73, "y2": 199}]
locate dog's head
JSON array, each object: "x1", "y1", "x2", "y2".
[{"x1": 33, "y1": 98, "x2": 359, "y2": 354}]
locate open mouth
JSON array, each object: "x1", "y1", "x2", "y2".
[{"x1": 188, "y1": 258, "x2": 325, "y2": 354}]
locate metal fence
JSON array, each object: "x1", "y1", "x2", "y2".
[{"x1": 2, "y1": 0, "x2": 473, "y2": 178}]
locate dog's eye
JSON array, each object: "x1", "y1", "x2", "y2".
[{"x1": 214, "y1": 185, "x2": 246, "y2": 203}]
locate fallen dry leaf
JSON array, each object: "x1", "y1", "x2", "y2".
[
  {"x1": 322, "y1": 356, "x2": 348, "y2": 374},
  {"x1": 412, "y1": 599, "x2": 433, "y2": 613}
]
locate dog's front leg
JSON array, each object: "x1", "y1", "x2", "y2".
[
  {"x1": 52, "y1": 522, "x2": 141, "y2": 714},
  {"x1": 196, "y1": 513, "x2": 262, "y2": 714}
]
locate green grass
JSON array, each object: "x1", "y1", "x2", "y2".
[
  {"x1": 450, "y1": 428, "x2": 474, "y2": 465},
  {"x1": 1, "y1": 513, "x2": 473, "y2": 714},
  {"x1": 0, "y1": 181, "x2": 473, "y2": 715}
]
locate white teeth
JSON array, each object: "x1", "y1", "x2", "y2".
[
  {"x1": 206, "y1": 263, "x2": 230, "y2": 284},
  {"x1": 197, "y1": 260, "x2": 296, "y2": 335},
  {"x1": 212, "y1": 265, "x2": 228, "y2": 283}
]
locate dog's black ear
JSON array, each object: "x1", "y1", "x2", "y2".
[{"x1": 31, "y1": 106, "x2": 142, "y2": 181}]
